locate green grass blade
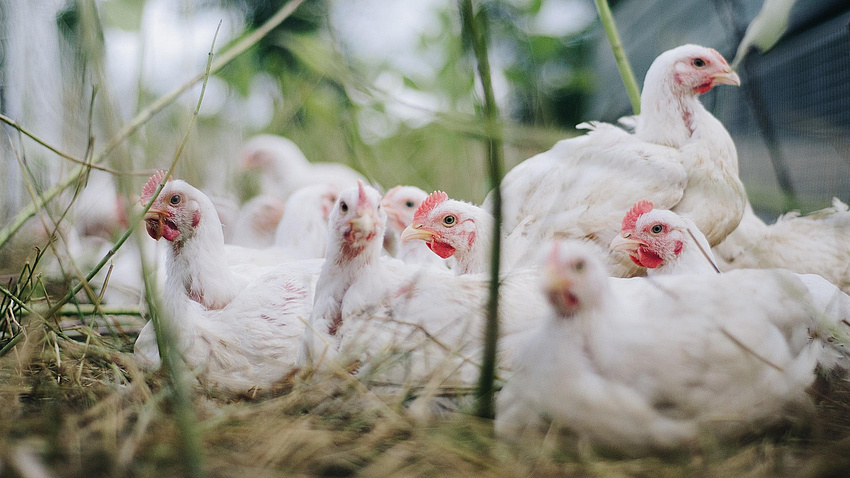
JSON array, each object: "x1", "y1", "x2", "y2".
[{"x1": 593, "y1": 0, "x2": 641, "y2": 115}]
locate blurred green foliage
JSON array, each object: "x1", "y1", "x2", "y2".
[
  {"x1": 51, "y1": 0, "x2": 596, "y2": 203},
  {"x1": 204, "y1": 0, "x2": 595, "y2": 201}
]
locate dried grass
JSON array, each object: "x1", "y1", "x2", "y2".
[{"x1": 1, "y1": 323, "x2": 849, "y2": 478}]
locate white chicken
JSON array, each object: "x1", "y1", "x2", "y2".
[
  {"x1": 608, "y1": 199, "x2": 716, "y2": 275},
  {"x1": 133, "y1": 171, "x2": 321, "y2": 392},
  {"x1": 400, "y1": 190, "x2": 492, "y2": 274},
  {"x1": 71, "y1": 169, "x2": 129, "y2": 240},
  {"x1": 496, "y1": 240, "x2": 845, "y2": 453},
  {"x1": 381, "y1": 185, "x2": 451, "y2": 268},
  {"x1": 209, "y1": 195, "x2": 240, "y2": 243},
  {"x1": 273, "y1": 183, "x2": 339, "y2": 259},
  {"x1": 490, "y1": 44, "x2": 745, "y2": 277},
  {"x1": 298, "y1": 182, "x2": 546, "y2": 388},
  {"x1": 239, "y1": 134, "x2": 367, "y2": 199},
  {"x1": 713, "y1": 199, "x2": 850, "y2": 293},
  {"x1": 399, "y1": 190, "x2": 545, "y2": 275},
  {"x1": 229, "y1": 194, "x2": 286, "y2": 249},
  {"x1": 609, "y1": 201, "x2": 850, "y2": 357}
]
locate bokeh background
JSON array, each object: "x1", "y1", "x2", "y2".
[{"x1": 1, "y1": 0, "x2": 849, "y2": 241}]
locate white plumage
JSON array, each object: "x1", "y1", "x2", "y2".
[
  {"x1": 133, "y1": 172, "x2": 321, "y2": 392},
  {"x1": 273, "y1": 183, "x2": 339, "y2": 259},
  {"x1": 298, "y1": 182, "x2": 546, "y2": 388},
  {"x1": 609, "y1": 201, "x2": 850, "y2": 365},
  {"x1": 240, "y1": 134, "x2": 367, "y2": 199},
  {"x1": 714, "y1": 198, "x2": 850, "y2": 293},
  {"x1": 496, "y1": 240, "x2": 842, "y2": 453},
  {"x1": 380, "y1": 185, "x2": 449, "y2": 268},
  {"x1": 71, "y1": 170, "x2": 129, "y2": 240},
  {"x1": 490, "y1": 44, "x2": 745, "y2": 277},
  {"x1": 229, "y1": 194, "x2": 286, "y2": 249},
  {"x1": 400, "y1": 190, "x2": 546, "y2": 275}
]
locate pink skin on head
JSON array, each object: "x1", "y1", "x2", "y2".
[
  {"x1": 340, "y1": 182, "x2": 379, "y2": 259},
  {"x1": 140, "y1": 171, "x2": 194, "y2": 243},
  {"x1": 411, "y1": 191, "x2": 457, "y2": 257},
  {"x1": 381, "y1": 186, "x2": 420, "y2": 232},
  {"x1": 546, "y1": 243, "x2": 581, "y2": 316},
  {"x1": 675, "y1": 49, "x2": 735, "y2": 95},
  {"x1": 621, "y1": 200, "x2": 663, "y2": 268},
  {"x1": 620, "y1": 200, "x2": 684, "y2": 269}
]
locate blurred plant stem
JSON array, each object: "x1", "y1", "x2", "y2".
[
  {"x1": 459, "y1": 0, "x2": 503, "y2": 420},
  {"x1": 593, "y1": 0, "x2": 641, "y2": 115},
  {"x1": 141, "y1": 261, "x2": 206, "y2": 478},
  {"x1": 135, "y1": 21, "x2": 226, "y2": 478},
  {"x1": 0, "y1": 114, "x2": 122, "y2": 174},
  {"x1": 54, "y1": 304, "x2": 141, "y2": 316},
  {"x1": 0, "y1": 0, "x2": 305, "y2": 251}
]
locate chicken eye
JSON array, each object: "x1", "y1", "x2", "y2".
[
  {"x1": 574, "y1": 260, "x2": 585, "y2": 272},
  {"x1": 169, "y1": 195, "x2": 181, "y2": 205},
  {"x1": 442, "y1": 215, "x2": 456, "y2": 226},
  {"x1": 651, "y1": 224, "x2": 664, "y2": 234},
  {"x1": 340, "y1": 201, "x2": 348, "y2": 212},
  {"x1": 693, "y1": 58, "x2": 706, "y2": 68},
  {"x1": 405, "y1": 200, "x2": 415, "y2": 208}
]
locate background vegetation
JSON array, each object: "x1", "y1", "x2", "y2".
[{"x1": 1, "y1": 0, "x2": 849, "y2": 476}]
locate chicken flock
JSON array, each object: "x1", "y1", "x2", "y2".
[{"x1": 58, "y1": 44, "x2": 850, "y2": 454}]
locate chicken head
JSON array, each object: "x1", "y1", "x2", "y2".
[
  {"x1": 663, "y1": 45, "x2": 740, "y2": 95},
  {"x1": 543, "y1": 240, "x2": 609, "y2": 318},
  {"x1": 399, "y1": 191, "x2": 490, "y2": 262},
  {"x1": 140, "y1": 171, "x2": 205, "y2": 244},
  {"x1": 330, "y1": 180, "x2": 386, "y2": 259},
  {"x1": 609, "y1": 200, "x2": 689, "y2": 269},
  {"x1": 381, "y1": 185, "x2": 428, "y2": 235}
]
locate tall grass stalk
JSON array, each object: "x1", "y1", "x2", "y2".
[
  {"x1": 593, "y1": 0, "x2": 641, "y2": 115},
  {"x1": 136, "y1": 21, "x2": 224, "y2": 478},
  {"x1": 0, "y1": 0, "x2": 306, "y2": 251},
  {"x1": 459, "y1": 0, "x2": 504, "y2": 420},
  {"x1": 0, "y1": 113, "x2": 124, "y2": 174}
]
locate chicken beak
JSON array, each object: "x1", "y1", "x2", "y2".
[
  {"x1": 713, "y1": 69, "x2": 741, "y2": 87},
  {"x1": 400, "y1": 224, "x2": 438, "y2": 243},
  {"x1": 544, "y1": 267, "x2": 573, "y2": 292},
  {"x1": 348, "y1": 212, "x2": 375, "y2": 235},
  {"x1": 609, "y1": 233, "x2": 645, "y2": 252},
  {"x1": 144, "y1": 209, "x2": 167, "y2": 241}
]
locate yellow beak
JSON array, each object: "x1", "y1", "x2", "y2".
[
  {"x1": 348, "y1": 212, "x2": 375, "y2": 234},
  {"x1": 543, "y1": 266, "x2": 573, "y2": 292},
  {"x1": 400, "y1": 224, "x2": 438, "y2": 242},
  {"x1": 144, "y1": 208, "x2": 167, "y2": 221},
  {"x1": 609, "y1": 233, "x2": 644, "y2": 252},
  {"x1": 713, "y1": 70, "x2": 741, "y2": 86}
]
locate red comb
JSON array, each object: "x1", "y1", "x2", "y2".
[
  {"x1": 413, "y1": 191, "x2": 448, "y2": 224},
  {"x1": 356, "y1": 179, "x2": 370, "y2": 208},
  {"x1": 622, "y1": 200, "x2": 654, "y2": 232},
  {"x1": 141, "y1": 170, "x2": 168, "y2": 204}
]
